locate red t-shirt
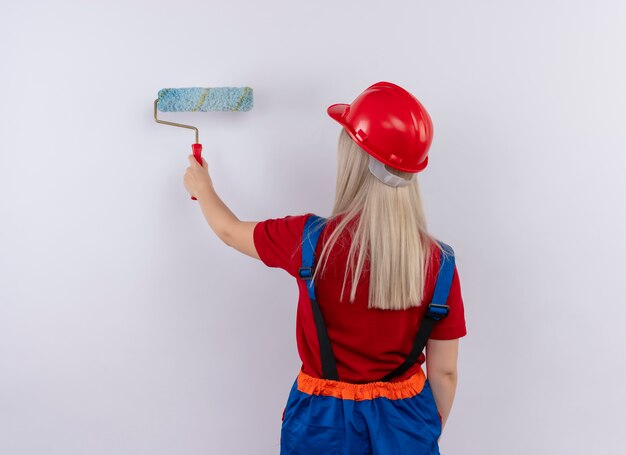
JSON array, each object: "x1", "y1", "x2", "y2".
[{"x1": 253, "y1": 212, "x2": 467, "y2": 383}]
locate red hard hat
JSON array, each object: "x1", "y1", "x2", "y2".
[{"x1": 327, "y1": 81, "x2": 433, "y2": 173}]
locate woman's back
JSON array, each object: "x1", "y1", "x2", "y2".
[{"x1": 253, "y1": 211, "x2": 466, "y2": 384}]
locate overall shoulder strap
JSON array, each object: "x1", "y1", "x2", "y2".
[
  {"x1": 298, "y1": 214, "x2": 326, "y2": 302},
  {"x1": 379, "y1": 240, "x2": 456, "y2": 382},
  {"x1": 430, "y1": 240, "x2": 455, "y2": 314},
  {"x1": 298, "y1": 214, "x2": 340, "y2": 380}
]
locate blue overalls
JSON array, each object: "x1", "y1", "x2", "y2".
[{"x1": 280, "y1": 215, "x2": 456, "y2": 455}]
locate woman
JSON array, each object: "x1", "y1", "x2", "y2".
[{"x1": 183, "y1": 81, "x2": 467, "y2": 454}]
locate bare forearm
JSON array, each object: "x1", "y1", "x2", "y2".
[
  {"x1": 428, "y1": 372, "x2": 457, "y2": 429},
  {"x1": 195, "y1": 184, "x2": 238, "y2": 242}
]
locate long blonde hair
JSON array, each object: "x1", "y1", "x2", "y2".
[{"x1": 311, "y1": 127, "x2": 444, "y2": 311}]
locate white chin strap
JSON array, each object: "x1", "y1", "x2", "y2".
[{"x1": 368, "y1": 154, "x2": 415, "y2": 187}]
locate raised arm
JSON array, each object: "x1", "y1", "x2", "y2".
[
  {"x1": 195, "y1": 184, "x2": 261, "y2": 260},
  {"x1": 183, "y1": 154, "x2": 261, "y2": 260},
  {"x1": 223, "y1": 221, "x2": 260, "y2": 260}
]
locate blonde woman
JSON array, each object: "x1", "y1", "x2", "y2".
[{"x1": 184, "y1": 81, "x2": 467, "y2": 454}]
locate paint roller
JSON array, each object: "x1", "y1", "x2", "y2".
[{"x1": 153, "y1": 87, "x2": 254, "y2": 200}]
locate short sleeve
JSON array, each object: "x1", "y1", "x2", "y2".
[
  {"x1": 253, "y1": 213, "x2": 313, "y2": 277},
  {"x1": 428, "y1": 262, "x2": 467, "y2": 340}
]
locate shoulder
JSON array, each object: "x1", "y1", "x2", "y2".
[
  {"x1": 254, "y1": 212, "x2": 315, "y2": 235},
  {"x1": 253, "y1": 212, "x2": 317, "y2": 273},
  {"x1": 253, "y1": 211, "x2": 316, "y2": 253},
  {"x1": 426, "y1": 238, "x2": 457, "y2": 277},
  {"x1": 428, "y1": 238, "x2": 456, "y2": 261},
  {"x1": 431, "y1": 238, "x2": 455, "y2": 256}
]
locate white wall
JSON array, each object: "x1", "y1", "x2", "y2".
[{"x1": 1, "y1": 1, "x2": 625, "y2": 453}]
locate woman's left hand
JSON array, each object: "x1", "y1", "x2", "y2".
[{"x1": 184, "y1": 154, "x2": 213, "y2": 198}]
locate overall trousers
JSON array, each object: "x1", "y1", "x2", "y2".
[{"x1": 280, "y1": 215, "x2": 456, "y2": 455}]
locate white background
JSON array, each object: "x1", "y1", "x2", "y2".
[{"x1": 1, "y1": 1, "x2": 625, "y2": 453}]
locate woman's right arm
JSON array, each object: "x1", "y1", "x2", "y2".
[{"x1": 425, "y1": 338, "x2": 460, "y2": 430}]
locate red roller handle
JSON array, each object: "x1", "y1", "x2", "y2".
[{"x1": 191, "y1": 143, "x2": 203, "y2": 201}]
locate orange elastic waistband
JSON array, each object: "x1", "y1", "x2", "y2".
[{"x1": 296, "y1": 366, "x2": 426, "y2": 401}]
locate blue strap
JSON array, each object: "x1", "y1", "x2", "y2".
[
  {"x1": 428, "y1": 240, "x2": 455, "y2": 320},
  {"x1": 298, "y1": 214, "x2": 326, "y2": 302},
  {"x1": 379, "y1": 240, "x2": 455, "y2": 381},
  {"x1": 298, "y1": 214, "x2": 339, "y2": 380}
]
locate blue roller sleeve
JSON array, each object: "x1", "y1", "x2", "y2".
[{"x1": 157, "y1": 87, "x2": 253, "y2": 112}]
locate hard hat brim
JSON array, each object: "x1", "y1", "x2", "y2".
[{"x1": 327, "y1": 103, "x2": 350, "y2": 123}]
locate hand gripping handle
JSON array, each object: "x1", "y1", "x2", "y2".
[{"x1": 190, "y1": 143, "x2": 203, "y2": 201}]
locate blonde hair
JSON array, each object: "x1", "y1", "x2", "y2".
[{"x1": 311, "y1": 127, "x2": 444, "y2": 311}]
